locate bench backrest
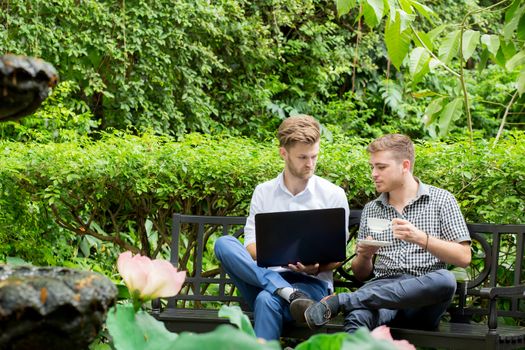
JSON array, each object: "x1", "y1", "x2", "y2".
[
  {"x1": 167, "y1": 214, "x2": 247, "y2": 307},
  {"x1": 166, "y1": 210, "x2": 525, "y2": 322}
]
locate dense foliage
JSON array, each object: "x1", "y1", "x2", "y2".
[
  {"x1": 336, "y1": 0, "x2": 525, "y2": 139},
  {"x1": 1, "y1": 132, "x2": 523, "y2": 267},
  {"x1": 2, "y1": 0, "x2": 522, "y2": 140},
  {"x1": 2, "y1": 0, "x2": 364, "y2": 138}
]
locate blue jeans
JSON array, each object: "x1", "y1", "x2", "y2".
[
  {"x1": 214, "y1": 235, "x2": 329, "y2": 340},
  {"x1": 338, "y1": 269, "x2": 457, "y2": 333}
]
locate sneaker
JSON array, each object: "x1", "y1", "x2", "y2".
[
  {"x1": 289, "y1": 290, "x2": 315, "y2": 323},
  {"x1": 303, "y1": 294, "x2": 340, "y2": 329}
]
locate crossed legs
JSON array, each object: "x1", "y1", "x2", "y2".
[{"x1": 298, "y1": 269, "x2": 456, "y2": 332}]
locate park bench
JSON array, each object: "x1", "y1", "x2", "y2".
[{"x1": 153, "y1": 210, "x2": 525, "y2": 350}]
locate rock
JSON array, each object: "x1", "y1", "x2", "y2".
[
  {"x1": 0, "y1": 55, "x2": 58, "y2": 121},
  {"x1": 0, "y1": 265, "x2": 117, "y2": 350}
]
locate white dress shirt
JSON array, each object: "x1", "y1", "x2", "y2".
[{"x1": 244, "y1": 172, "x2": 350, "y2": 291}]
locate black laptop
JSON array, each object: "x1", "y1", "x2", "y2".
[{"x1": 255, "y1": 208, "x2": 346, "y2": 267}]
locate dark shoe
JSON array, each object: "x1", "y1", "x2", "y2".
[
  {"x1": 304, "y1": 295, "x2": 340, "y2": 329},
  {"x1": 288, "y1": 290, "x2": 309, "y2": 303},
  {"x1": 289, "y1": 291, "x2": 315, "y2": 323}
]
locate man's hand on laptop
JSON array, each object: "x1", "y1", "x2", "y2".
[
  {"x1": 288, "y1": 261, "x2": 342, "y2": 275},
  {"x1": 288, "y1": 262, "x2": 320, "y2": 275}
]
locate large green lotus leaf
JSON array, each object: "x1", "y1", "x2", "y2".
[
  {"x1": 171, "y1": 324, "x2": 281, "y2": 350},
  {"x1": 106, "y1": 304, "x2": 178, "y2": 350},
  {"x1": 218, "y1": 304, "x2": 255, "y2": 336},
  {"x1": 295, "y1": 329, "x2": 398, "y2": 350}
]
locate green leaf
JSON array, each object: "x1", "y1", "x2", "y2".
[
  {"x1": 517, "y1": 70, "x2": 525, "y2": 95},
  {"x1": 480, "y1": 34, "x2": 500, "y2": 56},
  {"x1": 79, "y1": 236, "x2": 91, "y2": 257},
  {"x1": 106, "y1": 305, "x2": 178, "y2": 350},
  {"x1": 385, "y1": 0, "x2": 396, "y2": 21},
  {"x1": 506, "y1": 50, "x2": 525, "y2": 71},
  {"x1": 518, "y1": 13, "x2": 525, "y2": 40},
  {"x1": 411, "y1": 1, "x2": 435, "y2": 21},
  {"x1": 295, "y1": 332, "x2": 350, "y2": 350},
  {"x1": 462, "y1": 30, "x2": 480, "y2": 61},
  {"x1": 494, "y1": 41, "x2": 517, "y2": 66},
  {"x1": 218, "y1": 305, "x2": 255, "y2": 337},
  {"x1": 427, "y1": 24, "x2": 446, "y2": 41},
  {"x1": 505, "y1": 0, "x2": 521, "y2": 23},
  {"x1": 409, "y1": 47, "x2": 430, "y2": 84},
  {"x1": 477, "y1": 48, "x2": 490, "y2": 72},
  {"x1": 385, "y1": 11, "x2": 411, "y2": 69},
  {"x1": 439, "y1": 30, "x2": 461, "y2": 65},
  {"x1": 116, "y1": 283, "x2": 131, "y2": 300},
  {"x1": 415, "y1": 30, "x2": 434, "y2": 51},
  {"x1": 398, "y1": 0, "x2": 413, "y2": 14},
  {"x1": 500, "y1": 40, "x2": 517, "y2": 60},
  {"x1": 423, "y1": 97, "x2": 446, "y2": 127},
  {"x1": 398, "y1": 10, "x2": 415, "y2": 32},
  {"x1": 172, "y1": 325, "x2": 280, "y2": 350},
  {"x1": 89, "y1": 342, "x2": 113, "y2": 350},
  {"x1": 296, "y1": 328, "x2": 397, "y2": 350},
  {"x1": 362, "y1": 0, "x2": 384, "y2": 28},
  {"x1": 381, "y1": 80, "x2": 403, "y2": 111},
  {"x1": 438, "y1": 97, "x2": 464, "y2": 137},
  {"x1": 336, "y1": 0, "x2": 356, "y2": 17},
  {"x1": 503, "y1": 3, "x2": 525, "y2": 41}
]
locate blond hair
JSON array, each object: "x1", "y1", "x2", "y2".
[
  {"x1": 367, "y1": 134, "x2": 415, "y2": 169},
  {"x1": 277, "y1": 115, "x2": 320, "y2": 149}
]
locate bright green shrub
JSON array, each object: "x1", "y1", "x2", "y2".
[
  {"x1": 0, "y1": 143, "x2": 74, "y2": 265},
  {"x1": 0, "y1": 132, "x2": 282, "y2": 263},
  {"x1": 0, "y1": 131, "x2": 523, "y2": 265},
  {"x1": 416, "y1": 132, "x2": 525, "y2": 224}
]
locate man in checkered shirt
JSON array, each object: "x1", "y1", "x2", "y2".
[{"x1": 291, "y1": 134, "x2": 471, "y2": 332}]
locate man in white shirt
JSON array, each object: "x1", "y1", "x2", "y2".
[{"x1": 214, "y1": 115, "x2": 349, "y2": 340}]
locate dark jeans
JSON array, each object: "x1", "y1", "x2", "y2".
[{"x1": 338, "y1": 269, "x2": 457, "y2": 332}]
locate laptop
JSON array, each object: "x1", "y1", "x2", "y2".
[{"x1": 255, "y1": 208, "x2": 346, "y2": 267}]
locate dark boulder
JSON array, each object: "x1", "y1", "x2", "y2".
[
  {"x1": 0, "y1": 55, "x2": 58, "y2": 121},
  {"x1": 0, "y1": 265, "x2": 117, "y2": 350}
]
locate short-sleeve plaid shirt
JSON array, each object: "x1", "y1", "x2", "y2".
[{"x1": 358, "y1": 180, "x2": 471, "y2": 278}]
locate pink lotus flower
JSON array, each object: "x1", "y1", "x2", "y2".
[
  {"x1": 371, "y1": 325, "x2": 416, "y2": 350},
  {"x1": 117, "y1": 251, "x2": 186, "y2": 301}
]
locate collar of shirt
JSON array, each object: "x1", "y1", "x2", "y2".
[{"x1": 276, "y1": 171, "x2": 314, "y2": 198}]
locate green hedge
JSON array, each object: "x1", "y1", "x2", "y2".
[{"x1": 1, "y1": 131, "x2": 523, "y2": 265}]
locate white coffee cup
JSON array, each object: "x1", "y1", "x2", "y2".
[{"x1": 367, "y1": 218, "x2": 390, "y2": 233}]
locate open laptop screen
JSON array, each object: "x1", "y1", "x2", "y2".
[{"x1": 255, "y1": 208, "x2": 346, "y2": 267}]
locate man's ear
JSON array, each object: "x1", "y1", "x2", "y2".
[
  {"x1": 402, "y1": 159, "x2": 411, "y2": 173},
  {"x1": 279, "y1": 147, "x2": 287, "y2": 160}
]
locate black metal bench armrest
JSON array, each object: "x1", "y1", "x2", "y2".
[
  {"x1": 478, "y1": 284, "x2": 525, "y2": 332},
  {"x1": 479, "y1": 284, "x2": 525, "y2": 299}
]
